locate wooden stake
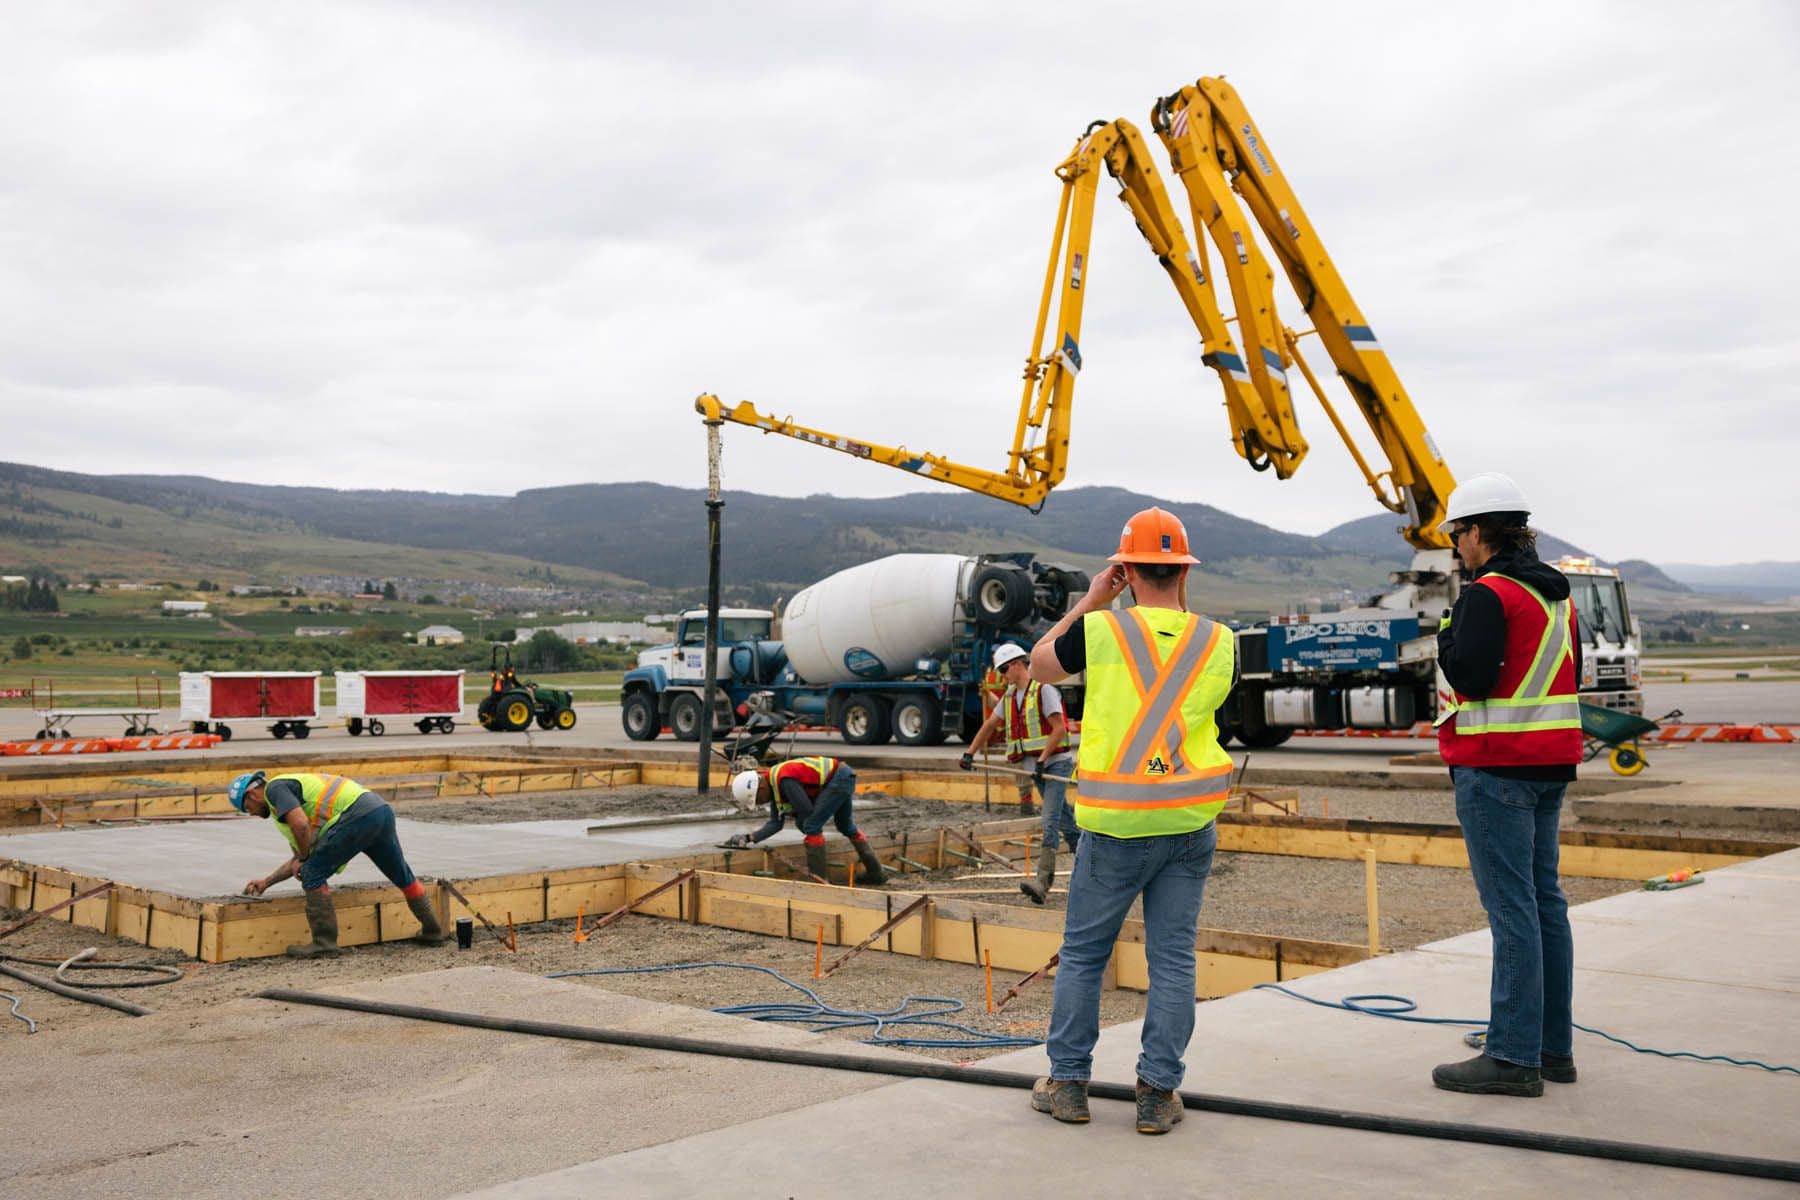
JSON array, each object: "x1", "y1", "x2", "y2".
[
  {"x1": 984, "y1": 949, "x2": 994, "y2": 1013},
  {"x1": 1322, "y1": 795, "x2": 1329, "y2": 818},
  {"x1": 506, "y1": 911, "x2": 517, "y2": 953},
  {"x1": 1363, "y1": 849, "x2": 1380, "y2": 955}
]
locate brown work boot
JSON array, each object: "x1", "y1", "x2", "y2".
[
  {"x1": 851, "y1": 839, "x2": 887, "y2": 885},
  {"x1": 1135, "y1": 1079, "x2": 1184, "y2": 1134},
  {"x1": 286, "y1": 889, "x2": 341, "y2": 958},
  {"x1": 1020, "y1": 850, "x2": 1056, "y2": 904},
  {"x1": 405, "y1": 893, "x2": 447, "y2": 946},
  {"x1": 1030, "y1": 1077, "x2": 1089, "y2": 1124}
]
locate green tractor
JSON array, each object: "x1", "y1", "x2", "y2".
[{"x1": 477, "y1": 643, "x2": 578, "y2": 733}]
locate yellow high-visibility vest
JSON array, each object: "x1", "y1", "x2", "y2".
[
  {"x1": 1075, "y1": 607, "x2": 1235, "y2": 837},
  {"x1": 1003, "y1": 679, "x2": 1052, "y2": 760},
  {"x1": 266, "y1": 772, "x2": 369, "y2": 873}
]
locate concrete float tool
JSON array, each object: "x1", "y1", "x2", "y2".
[{"x1": 258, "y1": 988, "x2": 1800, "y2": 1182}]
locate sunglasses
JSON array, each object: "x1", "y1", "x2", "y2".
[{"x1": 1449, "y1": 525, "x2": 1474, "y2": 541}]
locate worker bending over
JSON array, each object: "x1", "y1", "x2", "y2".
[
  {"x1": 722, "y1": 757, "x2": 886, "y2": 885},
  {"x1": 232, "y1": 770, "x2": 445, "y2": 957},
  {"x1": 961, "y1": 641, "x2": 1080, "y2": 903}
]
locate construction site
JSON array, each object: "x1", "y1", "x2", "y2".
[{"x1": 4, "y1": 26, "x2": 1800, "y2": 1200}]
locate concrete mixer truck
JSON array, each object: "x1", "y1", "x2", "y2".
[{"x1": 620, "y1": 552, "x2": 1088, "y2": 747}]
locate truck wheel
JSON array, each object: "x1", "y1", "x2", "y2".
[
  {"x1": 622, "y1": 692, "x2": 660, "y2": 741},
  {"x1": 891, "y1": 695, "x2": 941, "y2": 746},
  {"x1": 840, "y1": 695, "x2": 892, "y2": 745},
  {"x1": 669, "y1": 693, "x2": 703, "y2": 742},
  {"x1": 499, "y1": 694, "x2": 533, "y2": 732},
  {"x1": 535, "y1": 713, "x2": 556, "y2": 730},
  {"x1": 477, "y1": 695, "x2": 499, "y2": 729},
  {"x1": 293, "y1": 723, "x2": 311, "y2": 740},
  {"x1": 348, "y1": 718, "x2": 364, "y2": 736},
  {"x1": 417, "y1": 719, "x2": 434, "y2": 735},
  {"x1": 273, "y1": 723, "x2": 290, "y2": 739},
  {"x1": 555, "y1": 707, "x2": 577, "y2": 731},
  {"x1": 216, "y1": 724, "x2": 232, "y2": 742},
  {"x1": 365, "y1": 719, "x2": 382, "y2": 737},
  {"x1": 437, "y1": 718, "x2": 455, "y2": 734},
  {"x1": 971, "y1": 563, "x2": 1035, "y2": 628}
]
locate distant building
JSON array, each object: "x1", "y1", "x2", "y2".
[
  {"x1": 295, "y1": 626, "x2": 351, "y2": 638},
  {"x1": 514, "y1": 620, "x2": 659, "y2": 646},
  {"x1": 415, "y1": 624, "x2": 465, "y2": 646},
  {"x1": 162, "y1": 600, "x2": 208, "y2": 613},
  {"x1": 1, "y1": 575, "x2": 26, "y2": 585},
  {"x1": 231, "y1": 585, "x2": 277, "y2": 596}
]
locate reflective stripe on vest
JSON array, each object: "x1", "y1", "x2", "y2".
[
  {"x1": 1446, "y1": 578, "x2": 1581, "y2": 735},
  {"x1": 1075, "y1": 607, "x2": 1235, "y2": 836},
  {"x1": 267, "y1": 772, "x2": 369, "y2": 871},
  {"x1": 1004, "y1": 680, "x2": 1051, "y2": 759}
]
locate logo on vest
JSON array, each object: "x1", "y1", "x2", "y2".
[{"x1": 1146, "y1": 755, "x2": 1169, "y2": 775}]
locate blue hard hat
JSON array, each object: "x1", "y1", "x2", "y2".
[{"x1": 227, "y1": 771, "x2": 267, "y2": 812}]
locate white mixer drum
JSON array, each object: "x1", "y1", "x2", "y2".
[{"x1": 780, "y1": 554, "x2": 971, "y2": 684}]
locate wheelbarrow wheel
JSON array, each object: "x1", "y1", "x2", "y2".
[{"x1": 1609, "y1": 743, "x2": 1646, "y2": 776}]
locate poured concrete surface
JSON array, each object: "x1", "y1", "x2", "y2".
[
  {"x1": 0, "y1": 814, "x2": 802, "y2": 900},
  {"x1": 0, "y1": 967, "x2": 904, "y2": 1200},
  {"x1": 461, "y1": 850, "x2": 1800, "y2": 1199}
]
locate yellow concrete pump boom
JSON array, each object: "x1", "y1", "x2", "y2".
[{"x1": 697, "y1": 76, "x2": 1458, "y2": 549}]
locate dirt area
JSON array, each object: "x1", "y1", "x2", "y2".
[{"x1": 4, "y1": 783, "x2": 1783, "y2": 1052}]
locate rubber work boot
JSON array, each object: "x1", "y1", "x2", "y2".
[
  {"x1": 1020, "y1": 850, "x2": 1056, "y2": 904},
  {"x1": 804, "y1": 839, "x2": 831, "y2": 882},
  {"x1": 851, "y1": 838, "x2": 887, "y2": 885},
  {"x1": 286, "y1": 889, "x2": 341, "y2": 958},
  {"x1": 1030, "y1": 1077, "x2": 1090, "y2": 1124},
  {"x1": 406, "y1": 893, "x2": 447, "y2": 946},
  {"x1": 1541, "y1": 1053, "x2": 1578, "y2": 1084},
  {"x1": 1432, "y1": 1053, "x2": 1543, "y2": 1097},
  {"x1": 1135, "y1": 1080, "x2": 1184, "y2": 1134},
  {"x1": 1017, "y1": 792, "x2": 1037, "y2": 817}
]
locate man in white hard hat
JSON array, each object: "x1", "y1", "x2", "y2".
[
  {"x1": 1431, "y1": 472, "x2": 1583, "y2": 1099},
  {"x1": 960, "y1": 641, "x2": 1078, "y2": 903},
  {"x1": 718, "y1": 757, "x2": 885, "y2": 884}
]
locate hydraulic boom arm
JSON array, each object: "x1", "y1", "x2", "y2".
[{"x1": 701, "y1": 77, "x2": 1457, "y2": 547}]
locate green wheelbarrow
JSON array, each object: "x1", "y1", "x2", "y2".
[{"x1": 1580, "y1": 703, "x2": 1682, "y2": 777}]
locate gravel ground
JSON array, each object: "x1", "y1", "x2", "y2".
[{"x1": 6, "y1": 783, "x2": 1783, "y2": 1049}]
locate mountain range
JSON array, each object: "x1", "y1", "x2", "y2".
[{"x1": 0, "y1": 461, "x2": 1787, "y2": 612}]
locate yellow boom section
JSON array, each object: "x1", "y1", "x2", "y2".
[{"x1": 701, "y1": 76, "x2": 1457, "y2": 548}]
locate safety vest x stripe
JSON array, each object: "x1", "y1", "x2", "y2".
[
  {"x1": 1109, "y1": 610, "x2": 1220, "y2": 776},
  {"x1": 1451, "y1": 579, "x2": 1579, "y2": 735},
  {"x1": 311, "y1": 775, "x2": 349, "y2": 832}
]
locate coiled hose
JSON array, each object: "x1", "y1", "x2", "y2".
[{"x1": 0, "y1": 948, "x2": 184, "y2": 1019}]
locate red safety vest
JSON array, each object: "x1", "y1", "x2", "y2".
[
  {"x1": 769, "y1": 757, "x2": 841, "y2": 809},
  {"x1": 1437, "y1": 574, "x2": 1582, "y2": 768}
]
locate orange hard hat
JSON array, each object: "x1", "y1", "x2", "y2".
[{"x1": 1108, "y1": 506, "x2": 1200, "y2": 565}]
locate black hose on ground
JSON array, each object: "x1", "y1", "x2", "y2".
[
  {"x1": 0, "y1": 962, "x2": 153, "y2": 1016},
  {"x1": 258, "y1": 988, "x2": 1799, "y2": 1183}
]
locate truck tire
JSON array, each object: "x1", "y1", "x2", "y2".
[
  {"x1": 555, "y1": 707, "x2": 577, "y2": 731},
  {"x1": 477, "y1": 695, "x2": 499, "y2": 729},
  {"x1": 622, "y1": 692, "x2": 660, "y2": 741},
  {"x1": 669, "y1": 693, "x2": 704, "y2": 742},
  {"x1": 348, "y1": 718, "x2": 364, "y2": 736},
  {"x1": 891, "y1": 694, "x2": 942, "y2": 746},
  {"x1": 437, "y1": 718, "x2": 455, "y2": 734},
  {"x1": 497, "y1": 692, "x2": 533, "y2": 732},
  {"x1": 365, "y1": 720, "x2": 381, "y2": 737},
  {"x1": 1237, "y1": 726, "x2": 1293, "y2": 749},
  {"x1": 293, "y1": 723, "x2": 312, "y2": 740},
  {"x1": 1036, "y1": 565, "x2": 1090, "y2": 620},
  {"x1": 839, "y1": 695, "x2": 892, "y2": 745},
  {"x1": 971, "y1": 563, "x2": 1034, "y2": 628},
  {"x1": 273, "y1": 723, "x2": 290, "y2": 739}
]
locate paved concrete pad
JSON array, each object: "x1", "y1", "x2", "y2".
[
  {"x1": 0, "y1": 815, "x2": 801, "y2": 899},
  {"x1": 460, "y1": 850, "x2": 1800, "y2": 1198},
  {"x1": 0, "y1": 967, "x2": 905, "y2": 1200}
]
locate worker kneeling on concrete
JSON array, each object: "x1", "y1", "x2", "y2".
[
  {"x1": 720, "y1": 757, "x2": 886, "y2": 885},
  {"x1": 232, "y1": 770, "x2": 446, "y2": 957}
]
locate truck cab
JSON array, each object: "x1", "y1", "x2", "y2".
[
  {"x1": 622, "y1": 608, "x2": 776, "y2": 742},
  {"x1": 1554, "y1": 557, "x2": 1642, "y2": 714}
]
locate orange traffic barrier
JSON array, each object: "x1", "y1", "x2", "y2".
[{"x1": 0, "y1": 733, "x2": 221, "y2": 756}]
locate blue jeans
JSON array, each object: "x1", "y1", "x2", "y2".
[
  {"x1": 799, "y1": 765, "x2": 859, "y2": 839},
  {"x1": 1035, "y1": 753, "x2": 1080, "y2": 856},
  {"x1": 299, "y1": 796, "x2": 418, "y2": 893},
  {"x1": 1047, "y1": 823, "x2": 1217, "y2": 1091},
  {"x1": 1452, "y1": 767, "x2": 1574, "y2": 1068}
]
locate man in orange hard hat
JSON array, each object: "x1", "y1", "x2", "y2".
[{"x1": 1026, "y1": 507, "x2": 1236, "y2": 1134}]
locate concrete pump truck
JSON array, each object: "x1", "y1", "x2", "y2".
[{"x1": 693, "y1": 75, "x2": 1643, "y2": 742}]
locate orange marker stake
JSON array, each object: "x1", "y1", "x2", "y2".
[
  {"x1": 984, "y1": 949, "x2": 994, "y2": 1014},
  {"x1": 846, "y1": 851, "x2": 855, "y2": 891},
  {"x1": 507, "y1": 911, "x2": 517, "y2": 954},
  {"x1": 815, "y1": 923, "x2": 825, "y2": 979},
  {"x1": 1322, "y1": 795, "x2": 1330, "y2": 818},
  {"x1": 572, "y1": 904, "x2": 587, "y2": 943}
]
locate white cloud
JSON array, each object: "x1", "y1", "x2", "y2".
[{"x1": 1, "y1": 0, "x2": 1795, "y2": 563}]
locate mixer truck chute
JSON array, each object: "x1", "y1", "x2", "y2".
[{"x1": 621, "y1": 554, "x2": 1087, "y2": 748}]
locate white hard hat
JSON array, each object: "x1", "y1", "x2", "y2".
[
  {"x1": 1437, "y1": 472, "x2": 1530, "y2": 533},
  {"x1": 992, "y1": 643, "x2": 1029, "y2": 670},
  {"x1": 729, "y1": 770, "x2": 763, "y2": 812}
]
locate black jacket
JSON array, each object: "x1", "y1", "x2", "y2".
[{"x1": 1439, "y1": 549, "x2": 1581, "y2": 781}]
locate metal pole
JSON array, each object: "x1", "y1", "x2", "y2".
[{"x1": 698, "y1": 417, "x2": 725, "y2": 794}]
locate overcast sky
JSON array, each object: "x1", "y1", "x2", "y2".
[{"x1": 2, "y1": 2, "x2": 1794, "y2": 565}]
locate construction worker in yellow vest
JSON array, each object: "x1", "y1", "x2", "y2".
[
  {"x1": 230, "y1": 769, "x2": 445, "y2": 958},
  {"x1": 961, "y1": 642, "x2": 1079, "y2": 902},
  {"x1": 1027, "y1": 507, "x2": 1236, "y2": 1135}
]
